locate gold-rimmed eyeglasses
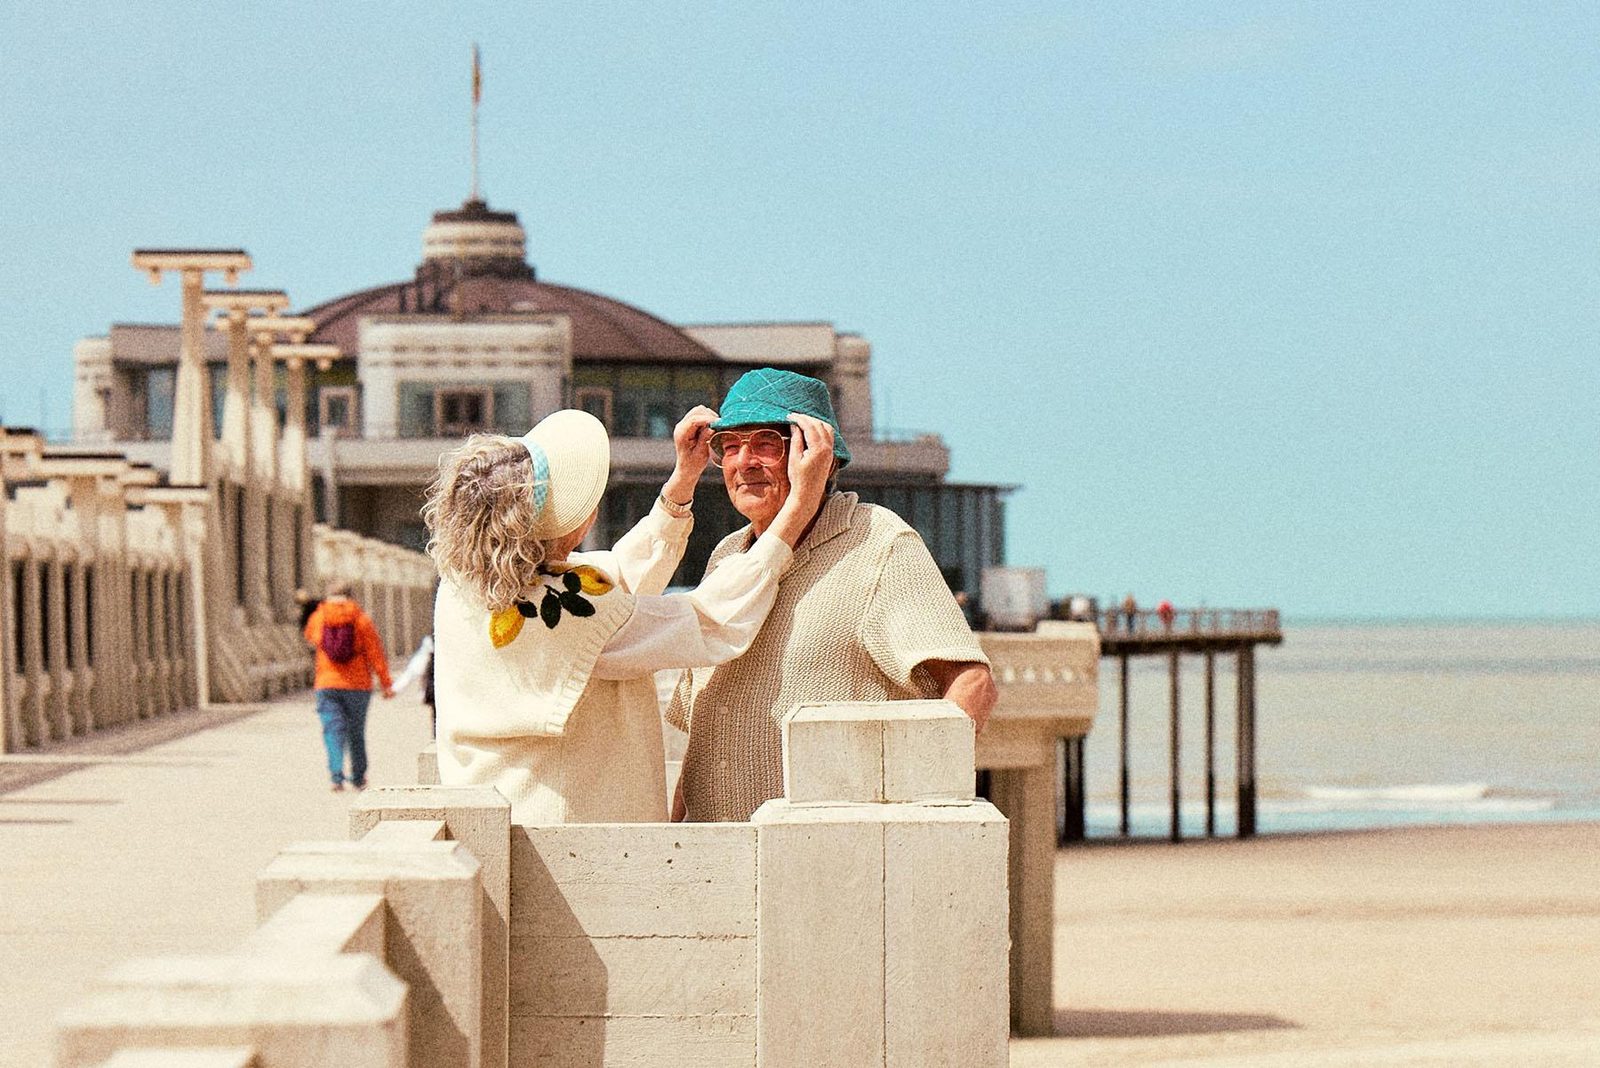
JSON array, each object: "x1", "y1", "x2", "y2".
[{"x1": 709, "y1": 428, "x2": 788, "y2": 468}]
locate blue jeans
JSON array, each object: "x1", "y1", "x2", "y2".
[{"x1": 316, "y1": 688, "x2": 372, "y2": 786}]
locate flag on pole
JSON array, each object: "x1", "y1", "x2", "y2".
[{"x1": 472, "y1": 44, "x2": 482, "y2": 105}]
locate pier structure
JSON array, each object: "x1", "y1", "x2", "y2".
[
  {"x1": 1, "y1": 246, "x2": 437, "y2": 754},
  {"x1": 1096, "y1": 607, "x2": 1283, "y2": 842}
]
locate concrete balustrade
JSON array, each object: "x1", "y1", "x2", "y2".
[
  {"x1": 1, "y1": 423, "x2": 435, "y2": 754},
  {"x1": 2, "y1": 430, "x2": 199, "y2": 753},
  {"x1": 61, "y1": 701, "x2": 1011, "y2": 1067},
  {"x1": 313, "y1": 524, "x2": 437, "y2": 669}
]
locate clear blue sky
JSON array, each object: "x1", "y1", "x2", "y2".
[{"x1": 2, "y1": 2, "x2": 1596, "y2": 618}]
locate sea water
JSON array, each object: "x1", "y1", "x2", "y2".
[{"x1": 1081, "y1": 620, "x2": 1600, "y2": 837}]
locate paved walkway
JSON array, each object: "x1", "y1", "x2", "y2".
[
  {"x1": 5, "y1": 692, "x2": 1598, "y2": 1067},
  {"x1": 0, "y1": 689, "x2": 433, "y2": 1068}
]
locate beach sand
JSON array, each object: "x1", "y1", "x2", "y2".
[{"x1": 1013, "y1": 823, "x2": 1600, "y2": 1065}]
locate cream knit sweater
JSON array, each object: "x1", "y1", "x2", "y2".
[
  {"x1": 434, "y1": 501, "x2": 688, "y2": 824},
  {"x1": 667, "y1": 492, "x2": 987, "y2": 822}
]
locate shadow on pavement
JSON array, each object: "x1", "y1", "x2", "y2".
[{"x1": 1054, "y1": 1007, "x2": 1298, "y2": 1039}]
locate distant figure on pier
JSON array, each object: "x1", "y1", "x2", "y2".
[
  {"x1": 424, "y1": 406, "x2": 832, "y2": 824},
  {"x1": 1122, "y1": 593, "x2": 1139, "y2": 633},
  {"x1": 303, "y1": 581, "x2": 394, "y2": 792},
  {"x1": 667, "y1": 368, "x2": 997, "y2": 823},
  {"x1": 1158, "y1": 599, "x2": 1175, "y2": 631}
]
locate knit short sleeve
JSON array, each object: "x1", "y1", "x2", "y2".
[
  {"x1": 665, "y1": 668, "x2": 692, "y2": 732},
  {"x1": 858, "y1": 529, "x2": 987, "y2": 695}
]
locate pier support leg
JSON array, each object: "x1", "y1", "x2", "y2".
[
  {"x1": 1168, "y1": 649, "x2": 1181, "y2": 843},
  {"x1": 1205, "y1": 651, "x2": 1216, "y2": 838},
  {"x1": 1058, "y1": 737, "x2": 1086, "y2": 844},
  {"x1": 1118, "y1": 652, "x2": 1130, "y2": 837},
  {"x1": 1236, "y1": 646, "x2": 1257, "y2": 838}
]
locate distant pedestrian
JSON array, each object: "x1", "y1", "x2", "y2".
[
  {"x1": 1158, "y1": 599, "x2": 1175, "y2": 631},
  {"x1": 303, "y1": 580, "x2": 394, "y2": 792},
  {"x1": 1122, "y1": 593, "x2": 1138, "y2": 634}
]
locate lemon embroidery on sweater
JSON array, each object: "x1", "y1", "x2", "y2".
[{"x1": 487, "y1": 565, "x2": 616, "y2": 648}]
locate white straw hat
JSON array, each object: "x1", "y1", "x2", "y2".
[{"x1": 519, "y1": 409, "x2": 610, "y2": 539}]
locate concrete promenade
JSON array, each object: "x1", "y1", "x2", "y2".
[
  {"x1": 0, "y1": 689, "x2": 433, "y2": 1067},
  {"x1": 5, "y1": 689, "x2": 1599, "y2": 1066}
]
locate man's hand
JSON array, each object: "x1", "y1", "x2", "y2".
[
  {"x1": 763, "y1": 413, "x2": 835, "y2": 548},
  {"x1": 662, "y1": 405, "x2": 719, "y2": 505},
  {"x1": 922, "y1": 660, "x2": 997, "y2": 734},
  {"x1": 381, "y1": 687, "x2": 396, "y2": 700}
]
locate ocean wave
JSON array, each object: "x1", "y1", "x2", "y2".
[
  {"x1": 1267, "y1": 797, "x2": 1554, "y2": 814},
  {"x1": 1302, "y1": 783, "x2": 1490, "y2": 803},
  {"x1": 1086, "y1": 787, "x2": 1557, "y2": 820}
]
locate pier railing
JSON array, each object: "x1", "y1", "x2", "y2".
[{"x1": 1100, "y1": 607, "x2": 1281, "y2": 643}]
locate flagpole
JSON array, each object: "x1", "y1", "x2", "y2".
[{"x1": 471, "y1": 44, "x2": 481, "y2": 201}]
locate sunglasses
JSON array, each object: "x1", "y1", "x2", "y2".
[{"x1": 709, "y1": 428, "x2": 788, "y2": 468}]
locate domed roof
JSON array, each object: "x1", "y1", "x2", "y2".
[{"x1": 300, "y1": 198, "x2": 717, "y2": 363}]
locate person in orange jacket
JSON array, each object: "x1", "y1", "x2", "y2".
[{"x1": 303, "y1": 580, "x2": 394, "y2": 791}]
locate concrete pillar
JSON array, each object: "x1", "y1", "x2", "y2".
[
  {"x1": 240, "y1": 339, "x2": 273, "y2": 627},
  {"x1": 151, "y1": 568, "x2": 172, "y2": 716},
  {"x1": 258, "y1": 824, "x2": 483, "y2": 1068},
  {"x1": 249, "y1": 338, "x2": 277, "y2": 485},
  {"x1": 0, "y1": 483, "x2": 14, "y2": 753},
  {"x1": 510, "y1": 822, "x2": 759, "y2": 1066},
  {"x1": 754, "y1": 702, "x2": 1008, "y2": 1068},
  {"x1": 987, "y1": 764, "x2": 1054, "y2": 1036},
  {"x1": 67, "y1": 557, "x2": 90, "y2": 734},
  {"x1": 169, "y1": 270, "x2": 212, "y2": 487},
  {"x1": 351, "y1": 786, "x2": 511, "y2": 1068},
  {"x1": 220, "y1": 311, "x2": 252, "y2": 475},
  {"x1": 417, "y1": 743, "x2": 441, "y2": 786},
  {"x1": 45, "y1": 555, "x2": 70, "y2": 740},
  {"x1": 178, "y1": 500, "x2": 211, "y2": 707},
  {"x1": 129, "y1": 566, "x2": 150, "y2": 719},
  {"x1": 22, "y1": 554, "x2": 46, "y2": 745},
  {"x1": 283, "y1": 358, "x2": 308, "y2": 495}
]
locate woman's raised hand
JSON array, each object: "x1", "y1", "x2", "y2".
[{"x1": 663, "y1": 405, "x2": 719, "y2": 505}]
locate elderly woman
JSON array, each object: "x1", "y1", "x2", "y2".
[{"x1": 424, "y1": 405, "x2": 832, "y2": 823}]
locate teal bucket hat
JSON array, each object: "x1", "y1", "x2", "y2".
[{"x1": 711, "y1": 368, "x2": 852, "y2": 467}]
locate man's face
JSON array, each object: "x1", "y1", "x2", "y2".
[{"x1": 718, "y1": 424, "x2": 791, "y2": 530}]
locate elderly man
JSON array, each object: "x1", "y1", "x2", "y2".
[{"x1": 668, "y1": 368, "x2": 996, "y2": 822}]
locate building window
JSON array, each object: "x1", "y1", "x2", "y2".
[
  {"x1": 436, "y1": 388, "x2": 494, "y2": 436},
  {"x1": 576, "y1": 386, "x2": 612, "y2": 427},
  {"x1": 319, "y1": 387, "x2": 359, "y2": 437},
  {"x1": 145, "y1": 367, "x2": 175, "y2": 440},
  {"x1": 571, "y1": 365, "x2": 765, "y2": 438}
]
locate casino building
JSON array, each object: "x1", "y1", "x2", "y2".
[{"x1": 73, "y1": 197, "x2": 1009, "y2": 591}]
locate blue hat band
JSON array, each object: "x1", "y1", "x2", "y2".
[{"x1": 519, "y1": 438, "x2": 551, "y2": 515}]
